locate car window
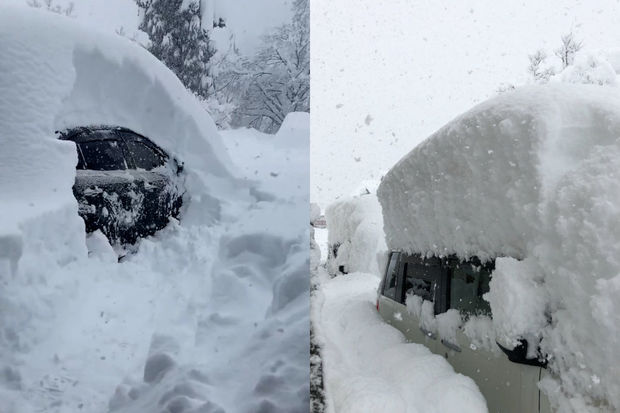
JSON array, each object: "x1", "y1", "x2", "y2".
[
  {"x1": 449, "y1": 259, "x2": 492, "y2": 316},
  {"x1": 403, "y1": 257, "x2": 440, "y2": 303},
  {"x1": 125, "y1": 140, "x2": 165, "y2": 170},
  {"x1": 382, "y1": 252, "x2": 400, "y2": 301},
  {"x1": 78, "y1": 140, "x2": 126, "y2": 170}
]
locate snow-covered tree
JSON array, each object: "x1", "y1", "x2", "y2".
[
  {"x1": 234, "y1": 0, "x2": 310, "y2": 133},
  {"x1": 527, "y1": 50, "x2": 555, "y2": 83},
  {"x1": 27, "y1": 0, "x2": 74, "y2": 16},
  {"x1": 136, "y1": 0, "x2": 216, "y2": 99},
  {"x1": 555, "y1": 32, "x2": 583, "y2": 69},
  {"x1": 205, "y1": 33, "x2": 249, "y2": 129}
]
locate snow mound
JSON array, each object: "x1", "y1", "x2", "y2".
[
  {"x1": 325, "y1": 194, "x2": 386, "y2": 276},
  {"x1": 378, "y1": 83, "x2": 620, "y2": 411}
]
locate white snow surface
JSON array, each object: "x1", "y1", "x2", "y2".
[
  {"x1": 312, "y1": 267, "x2": 487, "y2": 413},
  {"x1": 378, "y1": 84, "x2": 620, "y2": 411},
  {"x1": 0, "y1": 5, "x2": 308, "y2": 413},
  {"x1": 324, "y1": 194, "x2": 386, "y2": 276}
]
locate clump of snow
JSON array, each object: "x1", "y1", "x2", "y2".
[
  {"x1": 0, "y1": 5, "x2": 308, "y2": 413},
  {"x1": 325, "y1": 194, "x2": 387, "y2": 276},
  {"x1": 378, "y1": 83, "x2": 620, "y2": 411},
  {"x1": 554, "y1": 51, "x2": 617, "y2": 86}
]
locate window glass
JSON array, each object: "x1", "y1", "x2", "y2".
[
  {"x1": 449, "y1": 260, "x2": 492, "y2": 316},
  {"x1": 382, "y1": 252, "x2": 400, "y2": 300},
  {"x1": 125, "y1": 141, "x2": 165, "y2": 170},
  {"x1": 78, "y1": 140, "x2": 126, "y2": 170},
  {"x1": 403, "y1": 261, "x2": 436, "y2": 303}
]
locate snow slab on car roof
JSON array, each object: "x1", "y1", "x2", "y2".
[
  {"x1": 378, "y1": 83, "x2": 620, "y2": 260},
  {"x1": 378, "y1": 83, "x2": 620, "y2": 412}
]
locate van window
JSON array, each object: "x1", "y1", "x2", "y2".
[
  {"x1": 403, "y1": 256, "x2": 441, "y2": 303},
  {"x1": 449, "y1": 259, "x2": 492, "y2": 316},
  {"x1": 382, "y1": 252, "x2": 400, "y2": 301}
]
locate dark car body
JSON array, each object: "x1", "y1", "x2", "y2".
[{"x1": 59, "y1": 126, "x2": 184, "y2": 245}]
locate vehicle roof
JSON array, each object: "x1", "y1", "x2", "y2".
[{"x1": 57, "y1": 125, "x2": 149, "y2": 143}]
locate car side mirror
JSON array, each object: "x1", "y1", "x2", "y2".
[{"x1": 496, "y1": 339, "x2": 547, "y2": 368}]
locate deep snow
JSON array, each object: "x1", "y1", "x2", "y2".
[
  {"x1": 311, "y1": 263, "x2": 487, "y2": 413},
  {"x1": 0, "y1": 5, "x2": 308, "y2": 413},
  {"x1": 378, "y1": 84, "x2": 620, "y2": 412}
]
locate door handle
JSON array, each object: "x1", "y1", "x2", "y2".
[{"x1": 441, "y1": 339, "x2": 461, "y2": 352}]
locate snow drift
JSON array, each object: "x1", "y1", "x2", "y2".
[
  {"x1": 377, "y1": 84, "x2": 620, "y2": 412},
  {"x1": 0, "y1": 5, "x2": 308, "y2": 413}
]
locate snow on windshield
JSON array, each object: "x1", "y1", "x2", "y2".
[
  {"x1": 378, "y1": 83, "x2": 620, "y2": 411},
  {"x1": 0, "y1": 5, "x2": 308, "y2": 413}
]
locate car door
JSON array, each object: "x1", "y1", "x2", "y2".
[
  {"x1": 73, "y1": 133, "x2": 138, "y2": 242},
  {"x1": 377, "y1": 252, "x2": 439, "y2": 354},
  {"x1": 440, "y1": 258, "x2": 544, "y2": 413},
  {"x1": 118, "y1": 132, "x2": 174, "y2": 237}
]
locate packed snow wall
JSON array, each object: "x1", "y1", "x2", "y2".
[{"x1": 378, "y1": 84, "x2": 620, "y2": 412}]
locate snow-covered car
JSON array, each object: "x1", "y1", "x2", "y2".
[
  {"x1": 375, "y1": 85, "x2": 620, "y2": 412},
  {"x1": 59, "y1": 126, "x2": 184, "y2": 245},
  {"x1": 325, "y1": 193, "x2": 386, "y2": 276}
]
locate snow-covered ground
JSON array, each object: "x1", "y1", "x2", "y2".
[
  {"x1": 0, "y1": 5, "x2": 308, "y2": 413},
  {"x1": 311, "y1": 239, "x2": 488, "y2": 413}
]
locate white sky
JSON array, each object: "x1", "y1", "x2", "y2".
[
  {"x1": 311, "y1": 0, "x2": 620, "y2": 207},
  {"x1": 212, "y1": 0, "x2": 292, "y2": 54}
]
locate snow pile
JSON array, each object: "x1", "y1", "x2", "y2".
[
  {"x1": 378, "y1": 84, "x2": 620, "y2": 411},
  {"x1": 325, "y1": 194, "x2": 386, "y2": 276},
  {"x1": 555, "y1": 51, "x2": 618, "y2": 86},
  {"x1": 312, "y1": 268, "x2": 487, "y2": 413},
  {"x1": 0, "y1": 5, "x2": 308, "y2": 413}
]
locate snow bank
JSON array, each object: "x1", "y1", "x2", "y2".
[
  {"x1": 0, "y1": 6, "x2": 308, "y2": 413},
  {"x1": 313, "y1": 269, "x2": 487, "y2": 413},
  {"x1": 378, "y1": 84, "x2": 620, "y2": 411},
  {"x1": 325, "y1": 194, "x2": 386, "y2": 276}
]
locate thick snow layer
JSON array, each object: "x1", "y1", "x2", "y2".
[
  {"x1": 325, "y1": 194, "x2": 386, "y2": 276},
  {"x1": 0, "y1": 5, "x2": 308, "y2": 413},
  {"x1": 312, "y1": 267, "x2": 487, "y2": 413},
  {"x1": 378, "y1": 84, "x2": 620, "y2": 411}
]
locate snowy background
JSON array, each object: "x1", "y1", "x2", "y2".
[
  {"x1": 0, "y1": 2, "x2": 308, "y2": 413},
  {"x1": 311, "y1": 0, "x2": 620, "y2": 207},
  {"x1": 311, "y1": 1, "x2": 620, "y2": 412}
]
